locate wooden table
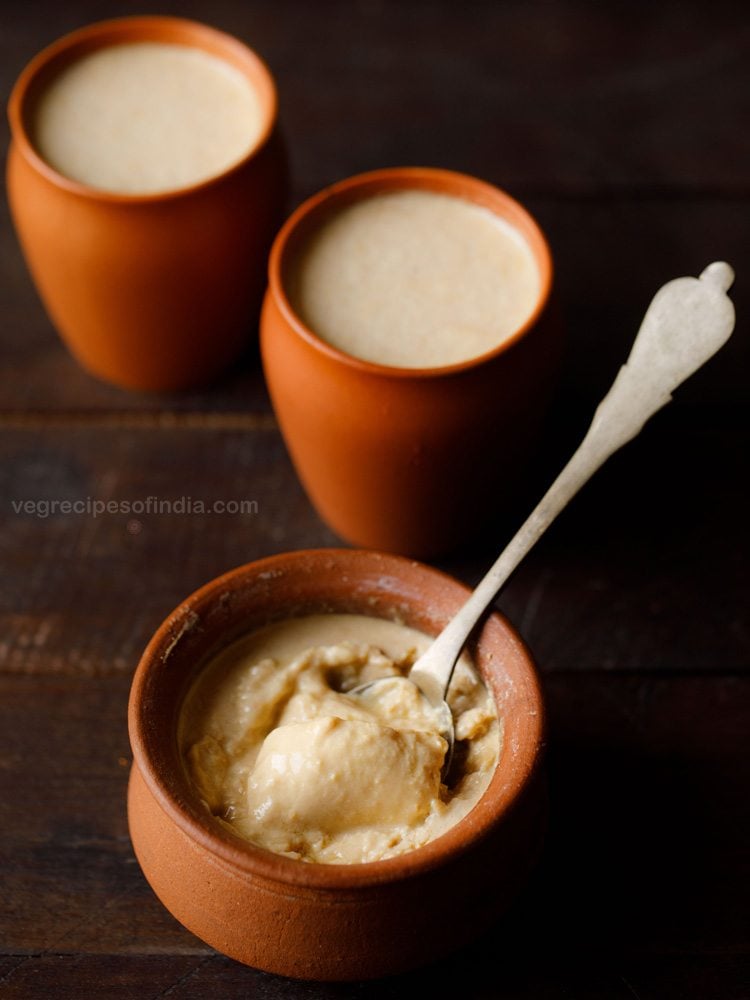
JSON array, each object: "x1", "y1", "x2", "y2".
[{"x1": 1, "y1": 2, "x2": 747, "y2": 996}]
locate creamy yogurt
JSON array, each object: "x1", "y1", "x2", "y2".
[
  {"x1": 32, "y1": 42, "x2": 264, "y2": 194},
  {"x1": 180, "y1": 614, "x2": 501, "y2": 864}
]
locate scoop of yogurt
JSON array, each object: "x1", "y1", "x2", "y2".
[{"x1": 247, "y1": 716, "x2": 445, "y2": 832}]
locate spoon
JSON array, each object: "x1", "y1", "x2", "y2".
[{"x1": 354, "y1": 262, "x2": 736, "y2": 774}]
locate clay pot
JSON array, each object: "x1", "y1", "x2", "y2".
[
  {"x1": 7, "y1": 16, "x2": 287, "y2": 391},
  {"x1": 127, "y1": 548, "x2": 545, "y2": 981},
  {"x1": 261, "y1": 168, "x2": 559, "y2": 557}
]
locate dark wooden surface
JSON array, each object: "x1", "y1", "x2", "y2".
[{"x1": 1, "y1": 2, "x2": 748, "y2": 997}]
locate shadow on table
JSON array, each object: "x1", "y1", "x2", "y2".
[
  {"x1": 182, "y1": 723, "x2": 739, "y2": 999},
  {"x1": 355, "y1": 737, "x2": 720, "y2": 998}
]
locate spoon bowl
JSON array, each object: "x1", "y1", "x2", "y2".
[{"x1": 350, "y1": 675, "x2": 455, "y2": 777}]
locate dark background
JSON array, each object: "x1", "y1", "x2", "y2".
[{"x1": 1, "y1": 1, "x2": 748, "y2": 997}]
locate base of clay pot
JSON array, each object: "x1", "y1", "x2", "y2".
[{"x1": 128, "y1": 762, "x2": 546, "y2": 980}]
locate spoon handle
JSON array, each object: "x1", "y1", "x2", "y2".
[{"x1": 410, "y1": 262, "x2": 736, "y2": 706}]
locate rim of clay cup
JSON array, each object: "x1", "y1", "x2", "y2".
[
  {"x1": 267, "y1": 166, "x2": 553, "y2": 380},
  {"x1": 7, "y1": 15, "x2": 278, "y2": 204}
]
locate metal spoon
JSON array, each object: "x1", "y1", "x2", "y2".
[{"x1": 354, "y1": 262, "x2": 736, "y2": 775}]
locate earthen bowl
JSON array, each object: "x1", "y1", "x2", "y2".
[{"x1": 127, "y1": 548, "x2": 545, "y2": 981}]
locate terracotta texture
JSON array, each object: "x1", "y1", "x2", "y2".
[
  {"x1": 260, "y1": 168, "x2": 560, "y2": 557},
  {"x1": 7, "y1": 16, "x2": 287, "y2": 391},
  {"x1": 127, "y1": 548, "x2": 546, "y2": 981}
]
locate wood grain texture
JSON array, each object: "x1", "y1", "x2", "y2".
[
  {"x1": 1, "y1": 955, "x2": 748, "y2": 1000},
  {"x1": 0, "y1": 416, "x2": 745, "y2": 677},
  {"x1": 0, "y1": 427, "x2": 338, "y2": 676},
  {"x1": 0, "y1": 0, "x2": 747, "y2": 995}
]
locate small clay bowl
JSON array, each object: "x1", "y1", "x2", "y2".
[{"x1": 127, "y1": 548, "x2": 545, "y2": 981}]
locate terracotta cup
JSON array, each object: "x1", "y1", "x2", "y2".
[
  {"x1": 261, "y1": 168, "x2": 559, "y2": 557},
  {"x1": 7, "y1": 16, "x2": 287, "y2": 392},
  {"x1": 127, "y1": 548, "x2": 546, "y2": 981}
]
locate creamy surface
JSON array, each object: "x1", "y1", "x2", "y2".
[
  {"x1": 287, "y1": 189, "x2": 540, "y2": 368},
  {"x1": 180, "y1": 614, "x2": 500, "y2": 864},
  {"x1": 32, "y1": 42, "x2": 264, "y2": 194}
]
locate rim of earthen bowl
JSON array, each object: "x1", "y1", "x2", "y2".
[
  {"x1": 267, "y1": 166, "x2": 553, "y2": 380},
  {"x1": 128, "y1": 548, "x2": 545, "y2": 891},
  {"x1": 7, "y1": 15, "x2": 278, "y2": 204}
]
